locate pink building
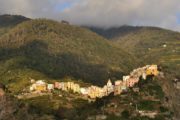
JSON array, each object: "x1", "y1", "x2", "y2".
[
  {"x1": 126, "y1": 77, "x2": 139, "y2": 87},
  {"x1": 54, "y1": 82, "x2": 61, "y2": 89},
  {"x1": 114, "y1": 80, "x2": 123, "y2": 95}
]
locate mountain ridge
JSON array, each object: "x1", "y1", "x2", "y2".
[{"x1": 0, "y1": 18, "x2": 138, "y2": 90}]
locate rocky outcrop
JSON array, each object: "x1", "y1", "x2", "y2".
[
  {"x1": 0, "y1": 89, "x2": 4, "y2": 97},
  {"x1": 0, "y1": 95, "x2": 36, "y2": 120},
  {"x1": 0, "y1": 83, "x2": 5, "y2": 97},
  {"x1": 157, "y1": 74, "x2": 180, "y2": 120}
]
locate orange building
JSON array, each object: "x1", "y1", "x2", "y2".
[{"x1": 146, "y1": 65, "x2": 159, "y2": 76}]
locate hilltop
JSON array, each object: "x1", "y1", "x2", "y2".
[
  {"x1": 0, "y1": 14, "x2": 29, "y2": 27},
  {"x1": 0, "y1": 14, "x2": 30, "y2": 36},
  {"x1": 87, "y1": 25, "x2": 143, "y2": 39}
]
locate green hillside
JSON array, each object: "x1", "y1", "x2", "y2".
[
  {"x1": 87, "y1": 25, "x2": 143, "y2": 39},
  {"x1": 89, "y1": 26, "x2": 180, "y2": 118},
  {"x1": 113, "y1": 27, "x2": 180, "y2": 76},
  {"x1": 0, "y1": 15, "x2": 178, "y2": 119},
  {"x1": 0, "y1": 14, "x2": 29, "y2": 36},
  {"x1": 0, "y1": 18, "x2": 138, "y2": 93},
  {"x1": 88, "y1": 26, "x2": 180, "y2": 76}
]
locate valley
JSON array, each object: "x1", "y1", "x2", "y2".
[{"x1": 0, "y1": 15, "x2": 179, "y2": 120}]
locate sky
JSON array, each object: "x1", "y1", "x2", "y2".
[{"x1": 0, "y1": 0, "x2": 180, "y2": 31}]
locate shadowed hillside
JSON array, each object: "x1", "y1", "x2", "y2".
[
  {"x1": 0, "y1": 19, "x2": 138, "y2": 92},
  {"x1": 87, "y1": 25, "x2": 143, "y2": 39}
]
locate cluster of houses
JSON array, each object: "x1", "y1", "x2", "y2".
[{"x1": 29, "y1": 65, "x2": 159, "y2": 99}]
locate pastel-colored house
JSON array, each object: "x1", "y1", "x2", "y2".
[
  {"x1": 47, "y1": 84, "x2": 54, "y2": 91},
  {"x1": 107, "y1": 79, "x2": 114, "y2": 94},
  {"x1": 146, "y1": 65, "x2": 159, "y2": 76},
  {"x1": 114, "y1": 80, "x2": 122, "y2": 95},
  {"x1": 54, "y1": 82, "x2": 61, "y2": 89},
  {"x1": 72, "y1": 83, "x2": 80, "y2": 93},
  {"x1": 123, "y1": 76, "x2": 130, "y2": 81},
  {"x1": 80, "y1": 88, "x2": 88, "y2": 95},
  {"x1": 30, "y1": 80, "x2": 47, "y2": 92},
  {"x1": 126, "y1": 77, "x2": 139, "y2": 87}
]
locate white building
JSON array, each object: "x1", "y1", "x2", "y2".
[
  {"x1": 107, "y1": 79, "x2": 114, "y2": 94},
  {"x1": 47, "y1": 84, "x2": 54, "y2": 91},
  {"x1": 80, "y1": 88, "x2": 88, "y2": 95}
]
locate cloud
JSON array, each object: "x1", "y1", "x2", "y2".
[
  {"x1": 60, "y1": 0, "x2": 180, "y2": 31},
  {"x1": 0, "y1": 0, "x2": 180, "y2": 31}
]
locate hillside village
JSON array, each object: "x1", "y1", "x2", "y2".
[{"x1": 17, "y1": 65, "x2": 159, "y2": 101}]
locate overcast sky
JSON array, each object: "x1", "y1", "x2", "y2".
[{"x1": 0, "y1": 0, "x2": 180, "y2": 31}]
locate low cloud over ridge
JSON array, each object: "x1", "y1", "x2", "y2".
[{"x1": 0, "y1": 0, "x2": 180, "y2": 31}]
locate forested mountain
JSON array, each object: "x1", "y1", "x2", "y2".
[
  {"x1": 87, "y1": 25, "x2": 143, "y2": 39},
  {"x1": 0, "y1": 17, "x2": 138, "y2": 93}
]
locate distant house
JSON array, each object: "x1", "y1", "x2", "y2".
[
  {"x1": 176, "y1": 82, "x2": 180, "y2": 89},
  {"x1": 80, "y1": 88, "x2": 88, "y2": 95},
  {"x1": 30, "y1": 80, "x2": 47, "y2": 92},
  {"x1": 174, "y1": 79, "x2": 180, "y2": 89},
  {"x1": 126, "y1": 77, "x2": 139, "y2": 87},
  {"x1": 72, "y1": 83, "x2": 80, "y2": 93},
  {"x1": 121, "y1": 82, "x2": 127, "y2": 91},
  {"x1": 87, "y1": 86, "x2": 103, "y2": 99},
  {"x1": 47, "y1": 84, "x2": 54, "y2": 91},
  {"x1": 114, "y1": 80, "x2": 123, "y2": 95},
  {"x1": 107, "y1": 79, "x2": 114, "y2": 94},
  {"x1": 102, "y1": 85, "x2": 108, "y2": 96},
  {"x1": 62, "y1": 82, "x2": 68, "y2": 91},
  {"x1": 54, "y1": 82, "x2": 61, "y2": 89},
  {"x1": 142, "y1": 72, "x2": 147, "y2": 79},
  {"x1": 138, "y1": 110, "x2": 158, "y2": 118},
  {"x1": 123, "y1": 76, "x2": 130, "y2": 81},
  {"x1": 163, "y1": 44, "x2": 167, "y2": 48}
]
